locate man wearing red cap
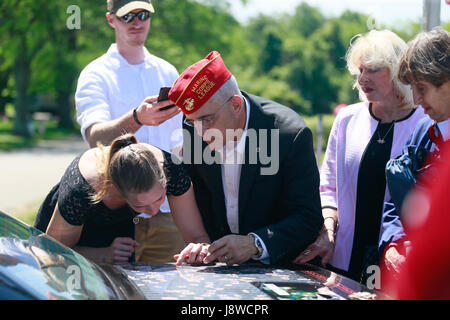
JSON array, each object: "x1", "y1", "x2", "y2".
[
  {"x1": 75, "y1": 0, "x2": 185, "y2": 263},
  {"x1": 170, "y1": 51, "x2": 323, "y2": 266}
]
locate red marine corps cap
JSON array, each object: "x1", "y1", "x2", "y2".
[{"x1": 168, "y1": 51, "x2": 232, "y2": 114}]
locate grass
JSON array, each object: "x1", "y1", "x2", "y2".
[
  {"x1": 8, "y1": 198, "x2": 44, "y2": 227},
  {"x1": 0, "y1": 117, "x2": 81, "y2": 151}
]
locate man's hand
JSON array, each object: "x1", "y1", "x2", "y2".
[
  {"x1": 292, "y1": 228, "x2": 335, "y2": 266},
  {"x1": 203, "y1": 234, "x2": 258, "y2": 266},
  {"x1": 85, "y1": 95, "x2": 181, "y2": 148},
  {"x1": 135, "y1": 95, "x2": 181, "y2": 126},
  {"x1": 174, "y1": 243, "x2": 209, "y2": 266}
]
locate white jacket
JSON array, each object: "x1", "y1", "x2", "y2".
[{"x1": 320, "y1": 102, "x2": 426, "y2": 271}]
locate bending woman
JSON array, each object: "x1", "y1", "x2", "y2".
[{"x1": 34, "y1": 134, "x2": 210, "y2": 264}]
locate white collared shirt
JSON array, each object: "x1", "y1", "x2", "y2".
[
  {"x1": 75, "y1": 44, "x2": 183, "y2": 152},
  {"x1": 75, "y1": 44, "x2": 183, "y2": 213},
  {"x1": 217, "y1": 97, "x2": 269, "y2": 261},
  {"x1": 218, "y1": 99, "x2": 249, "y2": 235}
]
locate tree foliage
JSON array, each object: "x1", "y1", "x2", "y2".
[{"x1": 0, "y1": 0, "x2": 448, "y2": 136}]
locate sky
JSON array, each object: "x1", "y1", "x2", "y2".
[{"x1": 228, "y1": 0, "x2": 450, "y2": 26}]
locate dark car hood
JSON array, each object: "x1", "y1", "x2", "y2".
[
  {"x1": 0, "y1": 211, "x2": 120, "y2": 299},
  {"x1": 112, "y1": 261, "x2": 381, "y2": 300}
]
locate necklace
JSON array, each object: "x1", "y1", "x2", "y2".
[{"x1": 376, "y1": 122, "x2": 395, "y2": 144}]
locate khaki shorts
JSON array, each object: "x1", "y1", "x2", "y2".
[{"x1": 134, "y1": 211, "x2": 186, "y2": 263}]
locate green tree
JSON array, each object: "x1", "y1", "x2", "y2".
[
  {"x1": 0, "y1": 0, "x2": 438, "y2": 141},
  {"x1": 0, "y1": 55, "x2": 13, "y2": 118},
  {"x1": 0, "y1": 0, "x2": 85, "y2": 135},
  {"x1": 0, "y1": 0, "x2": 52, "y2": 136},
  {"x1": 29, "y1": 1, "x2": 81, "y2": 129},
  {"x1": 261, "y1": 32, "x2": 283, "y2": 72},
  {"x1": 291, "y1": 2, "x2": 326, "y2": 38},
  {"x1": 150, "y1": 0, "x2": 242, "y2": 70}
]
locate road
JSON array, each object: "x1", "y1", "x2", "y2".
[{"x1": 0, "y1": 135, "x2": 88, "y2": 215}]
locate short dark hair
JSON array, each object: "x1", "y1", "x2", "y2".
[{"x1": 398, "y1": 27, "x2": 450, "y2": 87}]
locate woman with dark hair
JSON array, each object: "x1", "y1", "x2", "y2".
[
  {"x1": 380, "y1": 27, "x2": 450, "y2": 280},
  {"x1": 34, "y1": 133, "x2": 210, "y2": 264}
]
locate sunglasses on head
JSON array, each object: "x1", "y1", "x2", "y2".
[{"x1": 117, "y1": 10, "x2": 151, "y2": 23}]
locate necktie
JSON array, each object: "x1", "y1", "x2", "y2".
[{"x1": 428, "y1": 122, "x2": 444, "y2": 149}]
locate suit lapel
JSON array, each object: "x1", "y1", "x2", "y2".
[{"x1": 238, "y1": 138, "x2": 260, "y2": 218}]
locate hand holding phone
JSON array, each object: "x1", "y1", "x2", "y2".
[{"x1": 157, "y1": 87, "x2": 176, "y2": 111}]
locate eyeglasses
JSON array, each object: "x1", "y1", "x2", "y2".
[
  {"x1": 183, "y1": 96, "x2": 233, "y2": 128},
  {"x1": 117, "y1": 10, "x2": 152, "y2": 23}
]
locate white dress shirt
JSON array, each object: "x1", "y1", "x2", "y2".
[
  {"x1": 75, "y1": 44, "x2": 183, "y2": 213},
  {"x1": 217, "y1": 97, "x2": 269, "y2": 261}
]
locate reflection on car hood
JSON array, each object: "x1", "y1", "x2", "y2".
[
  {"x1": 114, "y1": 262, "x2": 381, "y2": 300},
  {"x1": 0, "y1": 211, "x2": 118, "y2": 300}
]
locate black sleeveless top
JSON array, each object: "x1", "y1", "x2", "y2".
[
  {"x1": 347, "y1": 104, "x2": 416, "y2": 282},
  {"x1": 34, "y1": 150, "x2": 190, "y2": 248}
]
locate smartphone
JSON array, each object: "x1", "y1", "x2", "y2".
[{"x1": 157, "y1": 87, "x2": 176, "y2": 111}]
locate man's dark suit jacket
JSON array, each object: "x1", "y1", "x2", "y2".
[{"x1": 182, "y1": 92, "x2": 323, "y2": 264}]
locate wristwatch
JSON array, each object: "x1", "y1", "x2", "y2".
[{"x1": 248, "y1": 233, "x2": 263, "y2": 259}]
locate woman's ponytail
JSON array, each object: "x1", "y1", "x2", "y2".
[{"x1": 91, "y1": 134, "x2": 166, "y2": 204}]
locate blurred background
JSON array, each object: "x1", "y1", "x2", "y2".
[{"x1": 0, "y1": 0, "x2": 449, "y2": 223}]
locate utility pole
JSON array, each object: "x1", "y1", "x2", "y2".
[{"x1": 423, "y1": 0, "x2": 441, "y2": 31}]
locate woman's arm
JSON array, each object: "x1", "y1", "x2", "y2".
[
  {"x1": 292, "y1": 207, "x2": 338, "y2": 266},
  {"x1": 322, "y1": 207, "x2": 338, "y2": 233},
  {"x1": 45, "y1": 203, "x2": 138, "y2": 263},
  {"x1": 46, "y1": 203, "x2": 83, "y2": 248},
  {"x1": 168, "y1": 184, "x2": 210, "y2": 244},
  {"x1": 319, "y1": 114, "x2": 340, "y2": 209},
  {"x1": 168, "y1": 184, "x2": 211, "y2": 265},
  {"x1": 292, "y1": 115, "x2": 342, "y2": 266}
]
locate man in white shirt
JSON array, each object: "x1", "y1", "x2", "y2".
[{"x1": 75, "y1": 0, "x2": 185, "y2": 262}]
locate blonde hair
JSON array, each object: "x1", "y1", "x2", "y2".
[
  {"x1": 91, "y1": 134, "x2": 167, "y2": 203},
  {"x1": 346, "y1": 29, "x2": 414, "y2": 109}
]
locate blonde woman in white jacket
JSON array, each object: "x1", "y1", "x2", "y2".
[{"x1": 293, "y1": 30, "x2": 426, "y2": 283}]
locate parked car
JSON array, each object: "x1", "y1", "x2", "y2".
[
  {"x1": 0, "y1": 210, "x2": 379, "y2": 300},
  {"x1": 0, "y1": 210, "x2": 142, "y2": 300}
]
